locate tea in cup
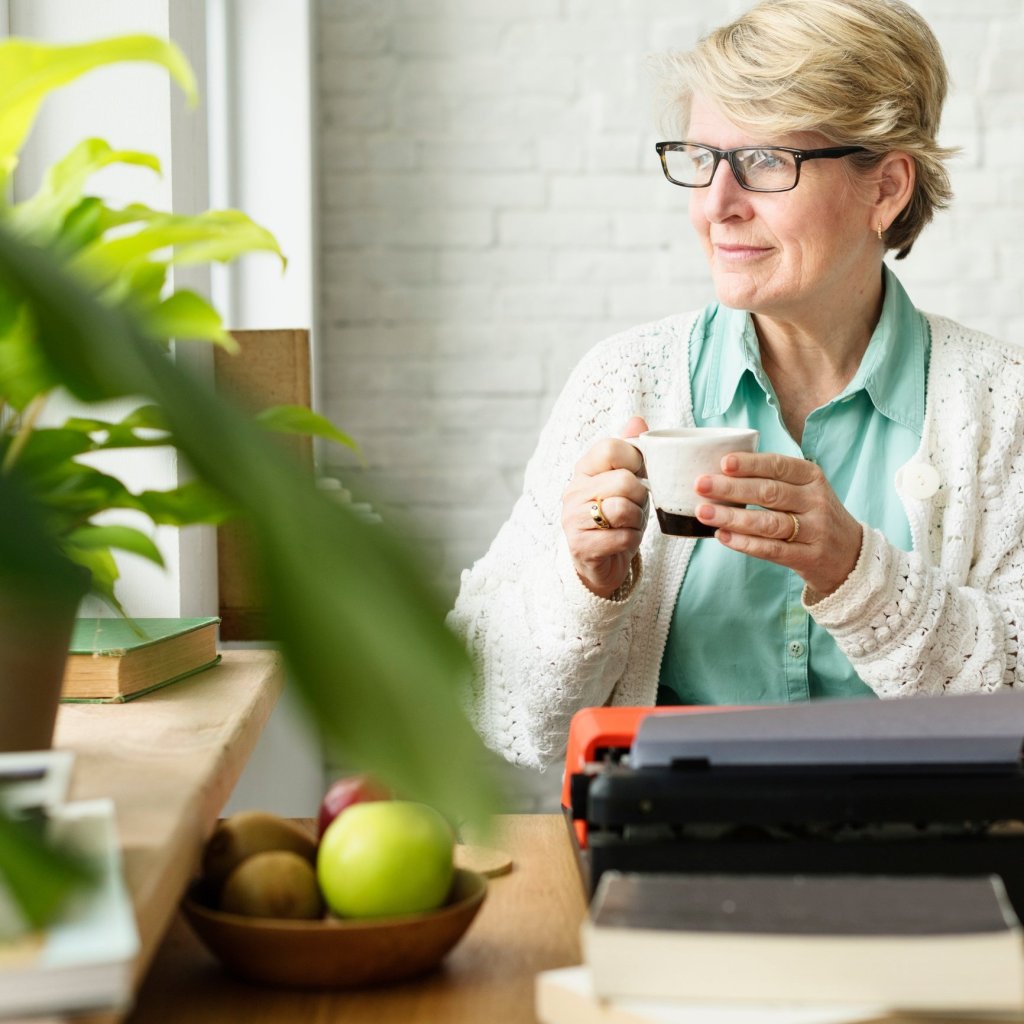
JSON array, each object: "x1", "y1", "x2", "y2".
[{"x1": 628, "y1": 427, "x2": 760, "y2": 537}]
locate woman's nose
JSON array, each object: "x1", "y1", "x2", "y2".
[{"x1": 701, "y1": 158, "x2": 751, "y2": 221}]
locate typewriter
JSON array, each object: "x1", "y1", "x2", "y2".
[{"x1": 562, "y1": 693, "x2": 1024, "y2": 912}]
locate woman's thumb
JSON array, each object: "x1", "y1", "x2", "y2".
[{"x1": 620, "y1": 416, "x2": 649, "y2": 439}]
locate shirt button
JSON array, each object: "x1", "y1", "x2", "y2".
[
  {"x1": 788, "y1": 641, "x2": 805, "y2": 658},
  {"x1": 895, "y1": 463, "x2": 940, "y2": 500}
]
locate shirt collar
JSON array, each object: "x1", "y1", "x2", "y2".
[{"x1": 700, "y1": 266, "x2": 927, "y2": 435}]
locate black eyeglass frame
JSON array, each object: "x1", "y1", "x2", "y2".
[{"x1": 655, "y1": 141, "x2": 869, "y2": 193}]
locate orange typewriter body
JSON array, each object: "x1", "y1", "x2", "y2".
[{"x1": 562, "y1": 705, "x2": 736, "y2": 848}]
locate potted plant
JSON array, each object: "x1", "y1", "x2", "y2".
[
  {"x1": 0, "y1": 34, "x2": 495, "y2": 932},
  {"x1": 0, "y1": 34, "x2": 352, "y2": 750}
]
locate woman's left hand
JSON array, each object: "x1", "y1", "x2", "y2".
[{"x1": 694, "y1": 451, "x2": 863, "y2": 597}]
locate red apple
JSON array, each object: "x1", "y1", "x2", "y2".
[{"x1": 317, "y1": 774, "x2": 390, "y2": 838}]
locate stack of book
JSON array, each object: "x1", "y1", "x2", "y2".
[
  {"x1": 536, "y1": 871, "x2": 1024, "y2": 1024},
  {"x1": 0, "y1": 751, "x2": 139, "y2": 1018}
]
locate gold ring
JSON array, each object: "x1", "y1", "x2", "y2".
[
  {"x1": 784, "y1": 512, "x2": 800, "y2": 543},
  {"x1": 589, "y1": 498, "x2": 612, "y2": 530}
]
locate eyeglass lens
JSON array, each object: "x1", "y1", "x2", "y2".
[{"x1": 663, "y1": 144, "x2": 798, "y2": 191}]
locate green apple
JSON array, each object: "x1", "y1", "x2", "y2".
[{"x1": 316, "y1": 800, "x2": 454, "y2": 918}]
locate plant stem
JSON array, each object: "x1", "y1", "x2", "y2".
[{"x1": 1, "y1": 393, "x2": 48, "y2": 474}]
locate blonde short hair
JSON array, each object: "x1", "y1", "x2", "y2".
[{"x1": 653, "y1": 0, "x2": 956, "y2": 258}]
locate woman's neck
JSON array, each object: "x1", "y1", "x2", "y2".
[{"x1": 751, "y1": 275, "x2": 885, "y2": 445}]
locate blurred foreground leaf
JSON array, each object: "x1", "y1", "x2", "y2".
[
  {"x1": 0, "y1": 812, "x2": 95, "y2": 934},
  {"x1": 0, "y1": 225, "x2": 497, "y2": 829}
]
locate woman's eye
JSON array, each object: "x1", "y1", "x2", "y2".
[{"x1": 747, "y1": 149, "x2": 787, "y2": 170}]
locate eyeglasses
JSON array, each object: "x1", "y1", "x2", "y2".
[{"x1": 655, "y1": 141, "x2": 868, "y2": 193}]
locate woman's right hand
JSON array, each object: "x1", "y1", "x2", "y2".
[{"x1": 561, "y1": 417, "x2": 650, "y2": 599}]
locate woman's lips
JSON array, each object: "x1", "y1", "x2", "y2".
[{"x1": 714, "y1": 244, "x2": 771, "y2": 262}]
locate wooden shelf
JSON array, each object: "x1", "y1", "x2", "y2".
[{"x1": 53, "y1": 649, "x2": 284, "y2": 1011}]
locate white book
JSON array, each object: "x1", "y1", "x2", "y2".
[
  {"x1": 0, "y1": 798, "x2": 140, "y2": 1019},
  {"x1": 581, "y1": 872, "x2": 1024, "y2": 1012},
  {"x1": 536, "y1": 966, "x2": 889, "y2": 1024}
]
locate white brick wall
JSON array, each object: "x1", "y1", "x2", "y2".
[{"x1": 316, "y1": 0, "x2": 1024, "y2": 609}]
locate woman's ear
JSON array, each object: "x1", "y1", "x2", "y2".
[{"x1": 874, "y1": 151, "x2": 916, "y2": 228}]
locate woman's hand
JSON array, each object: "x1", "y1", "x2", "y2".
[
  {"x1": 694, "y1": 451, "x2": 863, "y2": 597},
  {"x1": 562, "y1": 417, "x2": 650, "y2": 599}
]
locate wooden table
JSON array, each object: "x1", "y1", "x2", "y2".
[
  {"x1": 126, "y1": 815, "x2": 588, "y2": 1024},
  {"x1": 53, "y1": 649, "x2": 283, "y2": 1019},
  {"x1": 46, "y1": 668, "x2": 1018, "y2": 1024}
]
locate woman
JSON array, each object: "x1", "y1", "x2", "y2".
[{"x1": 449, "y1": 0, "x2": 1024, "y2": 771}]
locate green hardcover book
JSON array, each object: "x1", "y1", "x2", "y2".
[{"x1": 60, "y1": 618, "x2": 221, "y2": 704}]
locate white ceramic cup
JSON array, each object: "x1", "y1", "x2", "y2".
[{"x1": 628, "y1": 427, "x2": 760, "y2": 537}]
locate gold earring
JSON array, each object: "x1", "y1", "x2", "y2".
[{"x1": 877, "y1": 221, "x2": 884, "y2": 241}]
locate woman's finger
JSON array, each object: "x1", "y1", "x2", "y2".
[
  {"x1": 574, "y1": 437, "x2": 645, "y2": 477},
  {"x1": 721, "y1": 451, "x2": 821, "y2": 485},
  {"x1": 580, "y1": 467, "x2": 650, "y2": 506},
  {"x1": 582, "y1": 494, "x2": 647, "y2": 533},
  {"x1": 695, "y1": 472, "x2": 802, "y2": 512},
  {"x1": 698, "y1": 503, "x2": 804, "y2": 543}
]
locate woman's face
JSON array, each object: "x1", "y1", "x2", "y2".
[{"x1": 686, "y1": 96, "x2": 880, "y2": 326}]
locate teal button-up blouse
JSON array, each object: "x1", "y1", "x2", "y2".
[{"x1": 657, "y1": 268, "x2": 930, "y2": 705}]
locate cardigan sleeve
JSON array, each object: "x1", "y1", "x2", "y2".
[
  {"x1": 447, "y1": 336, "x2": 650, "y2": 770},
  {"x1": 804, "y1": 526, "x2": 1023, "y2": 696}
]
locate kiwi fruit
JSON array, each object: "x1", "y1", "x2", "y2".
[
  {"x1": 202, "y1": 810, "x2": 317, "y2": 890},
  {"x1": 220, "y1": 850, "x2": 323, "y2": 920}
]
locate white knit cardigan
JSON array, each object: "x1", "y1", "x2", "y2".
[{"x1": 448, "y1": 311, "x2": 1024, "y2": 771}]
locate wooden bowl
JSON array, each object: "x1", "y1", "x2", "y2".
[{"x1": 181, "y1": 868, "x2": 487, "y2": 988}]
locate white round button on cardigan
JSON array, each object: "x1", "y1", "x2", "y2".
[{"x1": 895, "y1": 462, "x2": 941, "y2": 500}]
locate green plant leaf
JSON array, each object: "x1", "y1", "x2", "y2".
[
  {"x1": 0, "y1": 222, "x2": 498, "y2": 830},
  {"x1": 121, "y1": 260, "x2": 169, "y2": 313},
  {"x1": 8, "y1": 426, "x2": 92, "y2": 476},
  {"x1": 0, "y1": 35, "x2": 196, "y2": 192},
  {"x1": 0, "y1": 812, "x2": 96, "y2": 933},
  {"x1": 60, "y1": 203, "x2": 170, "y2": 308},
  {"x1": 56, "y1": 195, "x2": 105, "y2": 251},
  {"x1": 95, "y1": 201, "x2": 167, "y2": 236},
  {"x1": 134, "y1": 481, "x2": 236, "y2": 525},
  {"x1": 256, "y1": 405, "x2": 359, "y2": 452},
  {"x1": 27, "y1": 462, "x2": 139, "y2": 523},
  {"x1": 119, "y1": 404, "x2": 169, "y2": 430},
  {"x1": 63, "y1": 543, "x2": 124, "y2": 611},
  {"x1": 60, "y1": 422, "x2": 169, "y2": 451},
  {"x1": 71, "y1": 209, "x2": 284, "y2": 289},
  {"x1": 140, "y1": 289, "x2": 234, "y2": 347},
  {"x1": 0, "y1": 469, "x2": 90, "y2": 604},
  {"x1": 9, "y1": 138, "x2": 161, "y2": 243},
  {"x1": 0, "y1": 295, "x2": 58, "y2": 410},
  {"x1": 65, "y1": 524, "x2": 164, "y2": 567},
  {"x1": 53, "y1": 196, "x2": 169, "y2": 270}
]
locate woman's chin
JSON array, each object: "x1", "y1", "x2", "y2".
[
  {"x1": 711, "y1": 278, "x2": 761, "y2": 312},
  {"x1": 709, "y1": 265, "x2": 789, "y2": 315}
]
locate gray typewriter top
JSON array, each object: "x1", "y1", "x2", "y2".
[{"x1": 632, "y1": 692, "x2": 1024, "y2": 770}]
